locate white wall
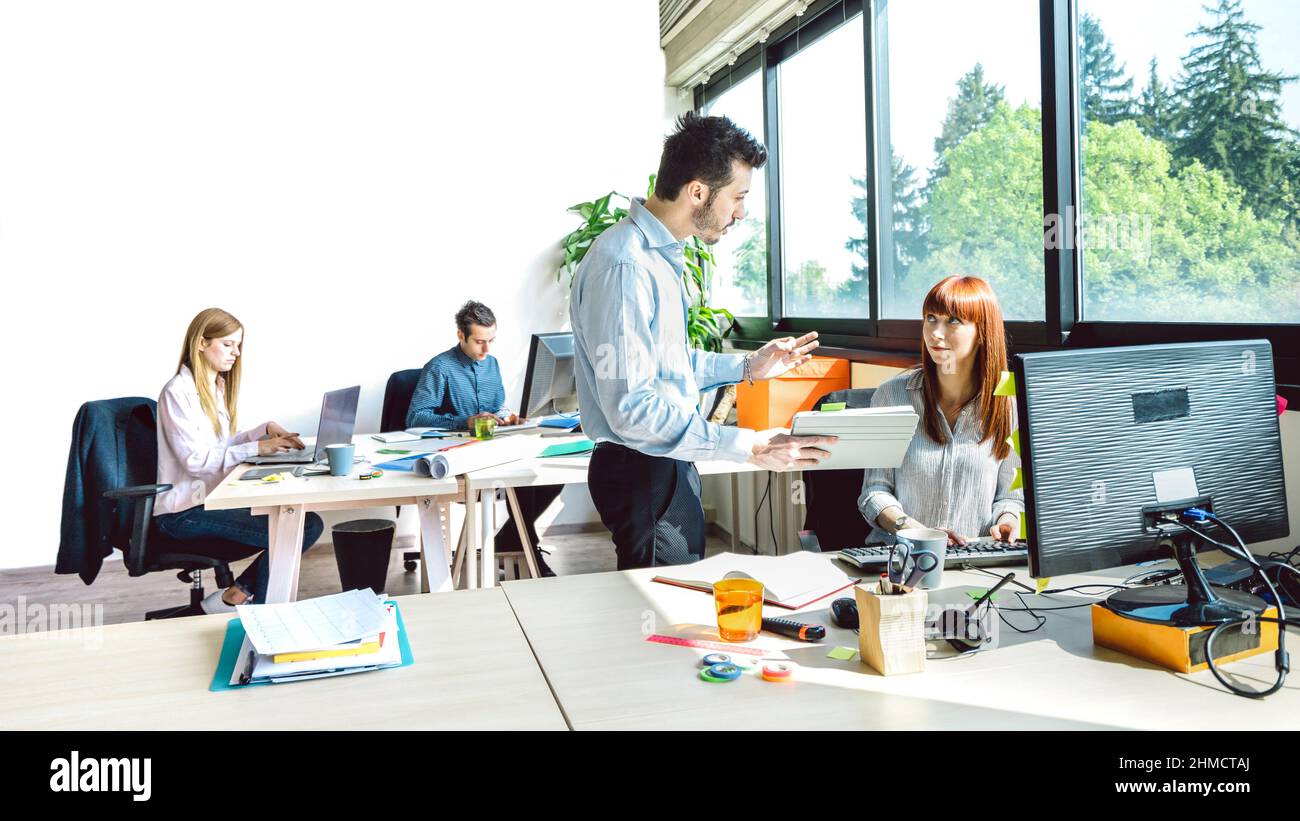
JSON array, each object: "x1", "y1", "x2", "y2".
[{"x1": 0, "y1": 0, "x2": 677, "y2": 570}]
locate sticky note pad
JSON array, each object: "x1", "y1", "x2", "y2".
[
  {"x1": 993, "y1": 371, "x2": 1016, "y2": 397},
  {"x1": 1036, "y1": 577, "x2": 1051, "y2": 594},
  {"x1": 1009, "y1": 467, "x2": 1023, "y2": 491},
  {"x1": 1019, "y1": 511, "x2": 1027, "y2": 540},
  {"x1": 827, "y1": 646, "x2": 857, "y2": 661},
  {"x1": 540, "y1": 440, "x2": 595, "y2": 458},
  {"x1": 819, "y1": 402, "x2": 846, "y2": 412},
  {"x1": 966, "y1": 589, "x2": 1002, "y2": 602},
  {"x1": 1007, "y1": 430, "x2": 1021, "y2": 457}
]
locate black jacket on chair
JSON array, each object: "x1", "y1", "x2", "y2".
[{"x1": 58, "y1": 398, "x2": 158, "y2": 584}]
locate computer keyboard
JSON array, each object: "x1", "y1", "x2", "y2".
[{"x1": 837, "y1": 539, "x2": 1028, "y2": 571}]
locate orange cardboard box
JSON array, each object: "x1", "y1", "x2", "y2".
[{"x1": 736, "y1": 356, "x2": 851, "y2": 430}]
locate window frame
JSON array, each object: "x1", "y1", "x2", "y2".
[{"x1": 691, "y1": 0, "x2": 1300, "y2": 402}]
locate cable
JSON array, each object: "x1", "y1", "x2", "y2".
[
  {"x1": 1172, "y1": 515, "x2": 1289, "y2": 699},
  {"x1": 751, "y1": 474, "x2": 771, "y2": 556}
]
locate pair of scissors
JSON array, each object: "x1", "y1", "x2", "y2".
[{"x1": 888, "y1": 541, "x2": 940, "y2": 588}]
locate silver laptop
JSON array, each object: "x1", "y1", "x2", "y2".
[{"x1": 245, "y1": 385, "x2": 361, "y2": 465}]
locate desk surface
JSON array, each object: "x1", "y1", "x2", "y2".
[
  {"x1": 461, "y1": 432, "x2": 765, "y2": 490},
  {"x1": 0, "y1": 589, "x2": 567, "y2": 730},
  {"x1": 205, "y1": 434, "x2": 460, "y2": 511},
  {"x1": 501, "y1": 556, "x2": 1299, "y2": 731}
]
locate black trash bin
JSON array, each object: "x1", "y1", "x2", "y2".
[{"x1": 333, "y1": 519, "x2": 396, "y2": 594}]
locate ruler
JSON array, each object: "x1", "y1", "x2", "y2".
[{"x1": 645, "y1": 634, "x2": 769, "y2": 657}]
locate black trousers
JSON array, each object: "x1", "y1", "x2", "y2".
[
  {"x1": 493, "y1": 484, "x2": 563, "y2": 551},
  {"x1": 587, "y1": 442, "x2": 706, "y2": 569}
]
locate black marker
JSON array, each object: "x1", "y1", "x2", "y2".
[{"x1": 762, "y1": 617, "x2": 826, "y2": 642}]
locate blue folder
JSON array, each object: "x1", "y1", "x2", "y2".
[{"x1": 209, "y1": 600, "x2": 414, "y2": 692}]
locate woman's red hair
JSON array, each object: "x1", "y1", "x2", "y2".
[{"x1": 919, "y1": 276, "x2": 1012, "y2": 460}]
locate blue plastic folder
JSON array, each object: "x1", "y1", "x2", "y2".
[
  {"x1": 209, "y1": 600, "x2": 414, "y2": 692},
  {"x1": 539, "y1": 414, "x2": 580, "y2": 430}
]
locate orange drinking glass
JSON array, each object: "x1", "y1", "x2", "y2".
[{"x1": 713, "y1": 578, "x2": 764, "y2": 642}]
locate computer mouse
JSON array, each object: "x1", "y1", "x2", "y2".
[{"x1": 830, "y1": 597, "x2": 858, "y2": 630}]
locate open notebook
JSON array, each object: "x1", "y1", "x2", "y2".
[{"x1": 651, "y1": 551, "x2": 857, "y2": 610}]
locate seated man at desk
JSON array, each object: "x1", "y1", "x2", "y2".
[{"x1": 407, "y1": 300, "x2": 561, "y2": 576}]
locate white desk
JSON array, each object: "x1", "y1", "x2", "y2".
[
  {"x1": 459, "y1": 432, "x2": 781, "y2": 588},
  {"x1": 500, "y1": 556, "x2": 1300, "y2": 730},
  {"x1": 0, "y1": 590, "x2": 568, "y2": 730},
  {"x1": 205, "y1": 435, "x2": 460, "y2": 603}
]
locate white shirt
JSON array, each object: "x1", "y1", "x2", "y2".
[{"x1": 154, "y1": 365, "x2": 266, "y2": 515}]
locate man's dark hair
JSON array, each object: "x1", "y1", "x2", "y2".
[
  {"x1": 455, "y1": 300, "x2": 496, "y2": 336},
  {"x1": 654, "y1": 112, "x2": 768, "y2": 202}
]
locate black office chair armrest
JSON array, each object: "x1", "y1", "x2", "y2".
[
  {"x1": 103, "y1": 483, "x2": 172, "y2": 501},
  {"x1": 798, "y1": 530, "x2": 822, "y2": 552}
]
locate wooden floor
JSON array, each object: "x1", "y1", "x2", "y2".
[{"x1": 0, "y1": 527, "x2": 737, "y2": 633}]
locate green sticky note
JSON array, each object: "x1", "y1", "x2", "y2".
[
  {"x1": 993, "y1": 370, "x2": 1016, "y2": 397},
  {"x1": 376, "y1": 448, "x2": 411, "y2": 455},
  {"x1": 966, "y1": 589, "x2": 1002, "y2": 602},
  {"x1": 827, "y1": 646, "x2": 857, "y2": 661},
  {"x1": 1019, "y1": 511, "x2": 1027, "y2": 541},
  {"x1": 1007, "y1": 430, "x2": 1021, "y2": 457},
  {"x1": 1009, "y1": 467, "x2": 1023, "y2": 491},
  {"x1": 819, "y1": 401, "x2": 847, "y2": 412},
  {"x1": 540, "y1": 439, "x2": 595, "y2": 458},
  {"x1": 1036, "y1": 577, "x2": 1051, "y2": 594}
]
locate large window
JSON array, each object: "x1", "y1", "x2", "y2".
[
  {"x1": 1078, "y1": 0, "x2": 1300, "y2": 322},
  {"x1": 702, "y1": 67, "x2": 768, "y2": 318},
  {"x1": 777, "y1": 12, "x2": 869, "y2": 319},
  {"x1": 877, "y1": 0, "x2": 1045, "y2": 321},
  {"x1": 692, "y1": 0, "x2": 1300, "y2": 389}
]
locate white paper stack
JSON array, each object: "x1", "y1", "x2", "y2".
[
  {"x1": 789, "y1": 405, "x2": 919, "y2": 471},
  {"x1": 229, "y1": 589, "x2": 403, "y2": 686}
]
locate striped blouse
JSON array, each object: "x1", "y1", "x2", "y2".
[{"x1": 858, "y1": 369, "x2": 1024, "y2": 542}]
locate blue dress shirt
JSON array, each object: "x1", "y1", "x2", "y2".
[
  {"x1": 406, "y1": 345, "x2": 508, "y2": 430},
  {"x1": 569, "y1": 198, "x2": 755, "y2": 463}
]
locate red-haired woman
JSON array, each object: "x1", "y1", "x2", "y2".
[{"x1": 859, "y1": 276, "x2": 1023, "y2": 546}]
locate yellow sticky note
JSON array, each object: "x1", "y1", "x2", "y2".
[
  {"x1": 1009, "y1": 467, "x2": 1023, "y2": 491},
  {"x1": 1007, "y1": 430, "x2": 1021, "y2": 457},
  {"x1": 1019, "y1": 511, "x2": 1027, "y2": 541},
  {"x1": 993, "y1": 370, "x2": 1016, "y2": 397},
  {"x1": 827, "y1": 646, "x2": 857, "y2": 661},
  {"x1": 1036, "y1": 577, "x2": 1051, "y2": 594}
]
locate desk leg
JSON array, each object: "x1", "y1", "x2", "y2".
[
  {"x1": 265, "y1": 505, "x2": 306, "y2": 604},
  {"x1": 505, "y1": 487, "x2": 541, "y2": 578},
  {"x1": 729, "y1": 474, "x2": 740, "y2": 553},
  {"x1": 451, "y1": 521, "x2": 468, "y2": 588},
  {"x1": 480, "y1": 488, "x2": 496, "y2": 588},
  {"x1": 416, "y1": 495, "x2": 453, "y2": 593},
  {"x1": 464, "y1": 490, "x2": 479, "y2": 589}
]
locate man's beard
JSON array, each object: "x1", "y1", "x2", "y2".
[{"x1": 691, "y1": 196, "x2": 732, "y2": 245}]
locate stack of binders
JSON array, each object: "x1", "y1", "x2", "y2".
[{"x1": 226, "y1": 589, "x2": 407, "y2": 687}]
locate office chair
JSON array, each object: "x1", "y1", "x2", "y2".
[
  {"x1": 93, "y1": 400, "x2": 246, "y2": 620},
  {"x1": 380, "y1": 368, "x2": 426, "y2": 573},
  {"x1": 798, "y1": 387, "x2": 878, "y2": 553}
]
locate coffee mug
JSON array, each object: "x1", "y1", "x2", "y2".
[
  {"x1": 893, "y1": 527, "x2": 948, "y2": 589},
  {"x1": 325, "y1": 443, "x2": 355, "y2": 477}
]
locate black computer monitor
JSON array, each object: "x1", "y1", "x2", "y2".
[
  {"x1": 520, "y1": 332, "x2": 577, "y2": 419},
  {"x1": 1013, "y1": 339, "x2": 1288, "y2": 626}
]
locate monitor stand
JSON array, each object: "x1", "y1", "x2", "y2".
[{"x1": 1102, "y1": 532, "x2": 1266, "y2": 627}]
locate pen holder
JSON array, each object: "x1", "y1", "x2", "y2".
[{"x1": 854, "y1": 583, "x2": 927, "y2": 676}]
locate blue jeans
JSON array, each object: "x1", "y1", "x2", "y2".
[{"x1": 155, "y1": 506, "x2": 324, "y2": 603}]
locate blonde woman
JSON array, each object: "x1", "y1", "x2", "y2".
[{"x1": 154, "y1": 308, "x2": 323, "y2": 613}]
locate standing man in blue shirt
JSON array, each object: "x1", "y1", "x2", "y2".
[
  {"x1": 408, "y1": 301, "x2": 562, "y2": 575},
  {"x1": 570, "y1": 113, "x2": 837, "y2": 569}
]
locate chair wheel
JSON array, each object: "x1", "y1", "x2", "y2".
[{"x1": 404, "y1": 560, "x2": 418, "y2": 572}]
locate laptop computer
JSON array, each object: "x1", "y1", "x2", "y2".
[{"x1": 244, "y1": 385, "x2": 361, "y2": 465}]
